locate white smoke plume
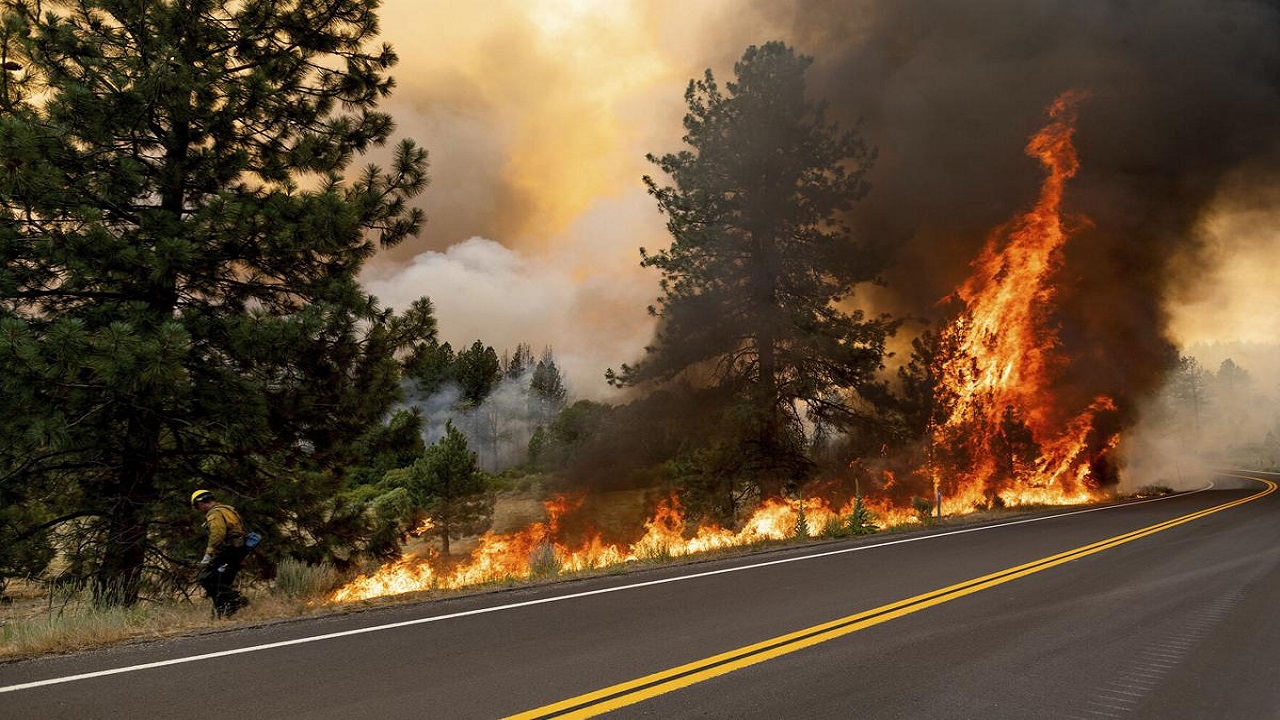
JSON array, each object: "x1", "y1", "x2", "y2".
[
  {"x1": 403, "y1": 369, "x2": 558, "y2": 473},
  {"x1": 359, "y1": 193, "x2": 660, "y2": 400},
  {"x1": 1121, "y1": 347, "x2": 1280, "y2": 492},
  {"x1": 1121, "y1": 180, "x2": 1280, "y2": 489}
]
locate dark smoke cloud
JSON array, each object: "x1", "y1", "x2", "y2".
[
  {"x1": 752, "y1": 0, "x2": 1280, "y2": 410},
  {"x1": 363, "y1": 1, "x2": 1278, "y2": 449}
]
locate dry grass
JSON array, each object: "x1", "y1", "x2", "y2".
[
  {"x1": 0, "y1": 571, "x2": 345, "y2": 660},
  {"x1": 1, "y1": 592, "x2": 213, "y2": 658},
  {"x1": 1, "y1": 492, "x2": 1118, "y2": 661}
]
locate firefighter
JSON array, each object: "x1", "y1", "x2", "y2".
[{"x1": 191, "y1": 489, "x2": 250, "y2": 618}]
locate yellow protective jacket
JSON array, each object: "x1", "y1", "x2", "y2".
[{"x1": 203, "y1": 503, "x2": 246, "y2": 557}]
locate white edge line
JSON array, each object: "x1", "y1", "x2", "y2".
[{"x1": 0, "y1": 482, "x2": 1218, "y2": 694}]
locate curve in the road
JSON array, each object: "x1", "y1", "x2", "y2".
[
  {"x1": 0, "y1": 482, "x2": 1218, "y2": 696},
  {"x1": 505, "y1": 476, "x2": 1275, "y2": 719}
]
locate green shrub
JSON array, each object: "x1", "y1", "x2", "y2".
[
  {"x1": 821, "y1": 517, "x2": 848, "y2": 538},
  {"x1": 274, "y1": 559, "x2": 341, "y2": 598}
]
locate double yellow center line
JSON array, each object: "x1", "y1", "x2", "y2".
[{"x1": 508, "y1": 478, "x2": 1275, "y2": 719}]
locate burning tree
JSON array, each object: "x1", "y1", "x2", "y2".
[
  {"x1": 926, "y1": 91, "x2": 1120, "y2": 512},
  {"x1": 609, "y1": 41, "x2": 897, "y2": 508}
]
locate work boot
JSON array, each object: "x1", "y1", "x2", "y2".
[{"x1": 224, "y1": 594, "x2": 249, "y2": 618}]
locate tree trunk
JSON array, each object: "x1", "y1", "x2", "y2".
[
  {"x1": 93, "y1": 412, "x2": 160, "y2": 607},
  {"x1": 91, "y1": 92, "x2": 190, "y2": 607},
  {"x1": 93, "y1": 502, "x2": 149, "y2": 607},
  {"x1": 751, "y1": 219, "x2": 786, "y2": 499}
]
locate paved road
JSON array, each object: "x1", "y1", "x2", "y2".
[{"x1": 2, "y1": 471, "x2": 1276, "y2": 719}]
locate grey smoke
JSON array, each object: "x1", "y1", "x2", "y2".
[
  {"x1": 748, "y1": 0, "x2": 1280, "y2": 426},
  {"x1": 403, "y1": 369, "x2": 561, "y2": 472}
]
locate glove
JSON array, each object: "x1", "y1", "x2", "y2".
[{"x1": 199, "y1": 553, "x2": 212, "y2": 566}]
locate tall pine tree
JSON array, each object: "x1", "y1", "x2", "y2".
[
  {"x1": 610, "y1": 42, "x2": 896, "y2": 498},
  {"x1": 0, "y1": 0, "x2": 428, "y2": 604},
  {"x1": 454, "y1": 340, "x2": 501, "y2": 406},
  {"x1": 530, "y1": 347, "x2": 567, "y2": 423}
]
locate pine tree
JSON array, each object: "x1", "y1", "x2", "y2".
[
  {"x1": 391, "y1": 297, "x2": 441, "y2": 373},
  {"x1": 793, "y1": 498, "x2": 810, "y2": 539},
  {"x1": 530, "y1": 347, "x2": 568, "y2": 423},
  {"x1": 1166, "y1": 355, "x2": 1208, "y2": 439},
  {"x1": 609, "y1": 42, "x2": 896, "y2": 498},
  {"x1": 454, "y1": 340, "x2": 501, "y2": 406},
  {"x1": 406, "y1": 340, "x2": 456, "y2": 398},
  {"x1": 896, "y1": 329, "x2": 942, "y2": 439},
  {"x1": 394, "y1": 421, "x2": 494, "y2": 557},
  {"x1": 503, "y1": 343, "x2": 534, "y2": 380},
  {"x1": 846, "y1": 494, "x2": 879, "y2": 535},
  {"x1": 0, "y1": 0, "x2": 428, "y2": 604},
  {"x1": 991, "y1": 404, "x2": 1041, "y2": 490}
]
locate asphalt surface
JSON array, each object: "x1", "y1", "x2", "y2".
[{"x1": 2, "y1": 470, "x2": 1277, "y2": 719}]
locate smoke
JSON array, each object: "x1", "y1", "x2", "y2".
[
  {"x1": 1122, "y1": 344, "x2": 1280, "y2": 491},
  {"x1": 360, "y1": 221, "x2": 656, "y2": 401},
  {"x1": 362, "y1": 1, "x2": 755, "y2": 394},
  {"x1": 370, "y1": 0, "x2": 705, "y2": 257},
  {"x1": 1124, "y1": 180, "x2": 1280, "y2": 487},
  {"x1": 1168, "y1": 179, "x2": 1280, "y2": 348},
  {"x1": 749, "y1": 0, "x2": 1280, "y2": 481},
  {"x1": 769, "y1": 2, "x2": 1279, "y2": 338},
  {"x1": 363, "y1": 1, "x2": 1280, "y2": 479},
  {"x1": 402, "y1": 370, "x2": 555, "y2": 473}
]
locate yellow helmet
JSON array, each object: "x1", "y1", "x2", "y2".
[{"x1": 190, "y1": 489, "x2": 215, "y2": 507}]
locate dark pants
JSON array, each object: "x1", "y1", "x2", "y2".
[{"x1": 197, "y1": 546, "x2": 247, "y2": 617}]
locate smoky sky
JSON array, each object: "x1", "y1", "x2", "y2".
[
  {"x1": 364, "y1": 0, "x2": 1279, "y2": 410},
  {"x1": 746, "y1": 0, "x2": 1280, "y2": 408}
]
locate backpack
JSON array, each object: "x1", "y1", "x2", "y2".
[{"x1": 213, "y1": 504, "x2": 263, "y2": 553}]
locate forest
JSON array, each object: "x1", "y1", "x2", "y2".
[{"x1": 2, "y1": 0, "x2": 1276, "y2": 612}]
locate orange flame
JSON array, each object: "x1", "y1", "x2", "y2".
[
  {"x1": 331, "y1": 494, "x2": 905, "y2": 602},
  {"x1": 330, "y1": 92, "x2": 1119, "y2": 605},
  {"x1": 929, "y1": 90, "x2": 1117, "y2": 512}
]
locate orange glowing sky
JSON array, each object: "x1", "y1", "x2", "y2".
[
  {"x1": 1168, "y1": 178, "x2": 1280, "y2": 349},
  {"x1": 360, "y1": 0, "x2": 788, "y2": 398}
]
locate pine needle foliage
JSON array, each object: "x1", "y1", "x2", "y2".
[
  {"x1": 0, "y1": 0, "x2": 429, "y2": 605},
  {"x1": 609, "y1": 42, "x2": 897, "y2": 498}
]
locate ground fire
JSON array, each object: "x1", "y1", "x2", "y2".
[
  {"x1": 331, "y1": 91, "x2": 1120, "y2": 604},
  {"x1": 331, "y1": 494, "x2": 915, "y2": 602}
]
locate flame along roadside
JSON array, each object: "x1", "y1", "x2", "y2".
[
  {"x1": 506, "y1": 475, "x2": 1277, "y2": 720},
  {"x1": 334, "y1": 93, "x2": 1108, "y2": 605}
]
